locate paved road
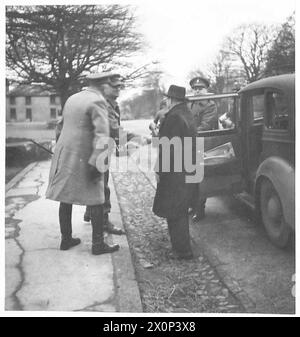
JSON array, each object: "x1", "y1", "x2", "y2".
[
  {"x1": 190, "y1": 196, "x2": 295, "y2": 314},
  {"x1": 123, "y1": 119, "x2": 295, "y2": 314}
]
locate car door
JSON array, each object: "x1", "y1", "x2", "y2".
[{"x1": 189, "y1": 94, "x2": 245, "y2": 198}]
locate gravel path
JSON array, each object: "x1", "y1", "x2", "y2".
[{"x1": 112, "y1": 170, "x2": 245, "y2": 313}]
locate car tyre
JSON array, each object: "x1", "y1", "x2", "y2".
[{"x1": 260, "y1": 179, "x2": 292, "y2": 248}]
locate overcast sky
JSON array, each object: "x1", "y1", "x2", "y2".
[
  {"x1": 131, "y1": 0, "x2": 296, "y2": 88},
  {"x1": 3, "y1": 0, "x2": 296, "y2": 91}
]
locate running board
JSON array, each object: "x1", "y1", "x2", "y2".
[{"x1": 235, "y1": 192, "x2": 255, "y2": 211}]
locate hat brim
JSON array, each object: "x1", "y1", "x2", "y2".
[{"x1": 190, "y1": 78, "x2": 210, "y2": 88}]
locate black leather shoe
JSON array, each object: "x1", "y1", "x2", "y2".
[
  {"x1": 60, "y1": 237, "x2": 81, "y2": 250},
  {"x1": 104, "y1": 221, "x2": 125, "y2": 235},
  {"x1": 92, "y1": 242, "x2": 120, "y2": 255}
]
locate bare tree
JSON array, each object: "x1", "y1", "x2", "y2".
[
  {"x1": 6, "y1": 5, "x2": 143, "y2": 107},
  {"x1": 224, "y1": 23, "x2": 276, "y2": 83},
  {"x1": 265, "y1": 12, "x2": 295, "y2": 76},
  {"x1": 120, "y1": 69, "x2": 165, "y2": 119},
  {"x1": 208, "y1": 50, "x2": 232, "y2": 93}
]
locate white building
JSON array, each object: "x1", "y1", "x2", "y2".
[{"x1": 6, "y1": 83, "x2": 61, "y2": 122}]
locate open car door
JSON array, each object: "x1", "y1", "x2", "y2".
[{"x1": 187, "y1": 93, "x2": 245, "y2": 198}]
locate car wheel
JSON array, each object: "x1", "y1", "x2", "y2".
[{"x1": 260, "y1": 179, "x2": 292, "y2": 248}]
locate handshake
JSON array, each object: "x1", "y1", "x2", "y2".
[
  {"x1": 116, "y1": 135, "x2": 152, "y2": 157},
  {"x1": 126, "y1": 136, "x2": 151, "y2": 152}
]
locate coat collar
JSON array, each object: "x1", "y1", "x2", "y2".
[
  {"x1": 106, "y1": 97, "x2": 118, "y2": 110},
  {"x1": 85, "y1": 87, "x2": 105, "y2": 100},
  {"x1": 165, "y1": 101, "x2": 185, "y2": 116}
]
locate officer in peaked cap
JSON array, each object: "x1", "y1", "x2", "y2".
[
  {"x1": 188, "y1": 75, "x2": 218, "y2": 222},
  {"x1": 46, "y1": 69, "x2": 122, "y2": 255},
  {"x1": 189, "y1": 76, "x2": 210, "y2": 90},
  {"x1": 83, "y1": 70, "x2": 126, "y2": 236},
  {"x1": 83, "y1": 70, "x2": 150, "y2": 233},
  {"x1": 188, "y1": 75, "x2": 217, "y2": 131}
]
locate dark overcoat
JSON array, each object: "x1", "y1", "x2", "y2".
[
  {"x1": 46, "y1": 88, "x2": 109, "y2": 206},
  {"x1": 152, "y1": 102, "x2": 198, "y2": 219}
]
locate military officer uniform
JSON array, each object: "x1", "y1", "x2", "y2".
[{"x1": 188, "y1": 76, "x2": 218, "y2": 221}]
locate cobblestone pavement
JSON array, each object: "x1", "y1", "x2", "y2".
[{"x1": 112, "y1": 170, "x2": 245, "y2": 313}]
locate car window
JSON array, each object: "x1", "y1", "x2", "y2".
[
  {"x1": 266, "y1": 91, "x2": 289, "y2": 130},
  {"x1": 248, "y1": 94, "x2": 264, "y2": 124},
  {"x1": 247, "y1": 93, "x2": 265, "y2": 125}
]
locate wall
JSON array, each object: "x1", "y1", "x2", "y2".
[{"x1": 6, "y1": 95, "x2": 61, "y2": 122}]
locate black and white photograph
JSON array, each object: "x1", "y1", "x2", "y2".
[{"x1": 3, "y1": 0, "x2": 296, "y2": 317}]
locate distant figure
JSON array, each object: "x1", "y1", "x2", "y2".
[{"x1": 153, "y1": 85, "x2": 198, "y2": 260}]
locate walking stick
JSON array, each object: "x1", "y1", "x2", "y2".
[{"x1": 29, "y1": 139, "x2": 54, "y2": 155}]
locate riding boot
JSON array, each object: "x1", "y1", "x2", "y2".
[
  {"x1": 59, "y1": 202, "x2": 81, "y2": 250},
  {"x1": 90, "y1": 205, "x2": 119, "y2": 255},
  {"x1": 83, "y1": 206, "x2": 91, "y2": 222},
  {"x1": 103, "y1": 213, "x2": 125, "y2": 235}
]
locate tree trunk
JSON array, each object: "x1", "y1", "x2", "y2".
[{"x1": 59, "y1": 86, "x2": 71, "y2": 110}]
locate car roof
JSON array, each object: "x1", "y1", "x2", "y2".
[{"x1": 239, "y1": 74, "x2": 295, "y2": 96}]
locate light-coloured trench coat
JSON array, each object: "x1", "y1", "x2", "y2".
[{"x1": 46, "y1": 88, "x2": 109, "y2": 206}]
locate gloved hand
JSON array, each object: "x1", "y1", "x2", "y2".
[
  {"x1": 149, "y1": 122, "x2": 159, "y2": 137},
  {"x1": 87, "y1": 164, "x2": 101, "y2": 182}
]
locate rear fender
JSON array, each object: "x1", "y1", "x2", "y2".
[{"x1": 255, "y1": 157, "x2": 295, "y2": 230}]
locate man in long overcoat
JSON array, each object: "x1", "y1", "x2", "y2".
[
  {"x1": 46, "y1": 72, "x2": 120, "y2": 255},
  {"x1": 152, "y1": 85, "x2": 198, "y2": 259},
  {"x1": 82, "y1": 74, "x2": 150, "y2": 233}
]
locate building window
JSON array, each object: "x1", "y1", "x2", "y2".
[
  {"x1": 10, "y1": 108, "x2": 16, "y2": 120},
  {"x1": 10, "y1": 96, "x2": 16, "y2": 105},
  {"x1": 50, "y1": 108, "x2": 56, "y2": 119},
  {"x1": 25, "y1": 96, "x2": 31, "y2": 105},
  {"x1": 50, "y1": 95, "x2": 56, "y2": 105},
  {"x1": 26, "y1": 108, "x2": 32, "y2": 121}
]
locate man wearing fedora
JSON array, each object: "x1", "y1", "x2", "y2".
[
  {"x1": 152, "y1": 85, "x2": 198, "y2": 260},
  {"x1": 46, "y1": 71, "x2": 121, "y2": 255},
  {"x1": 189, "y1": 75, "x2": 218, "y2": 221}
]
